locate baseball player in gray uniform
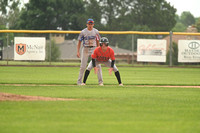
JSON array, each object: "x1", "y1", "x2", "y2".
[{"x1": 77, "y1": 18, "x2": 103, "y2": 85}]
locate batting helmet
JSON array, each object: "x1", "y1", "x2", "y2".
[{"x1": 100, "y1": 37, "x2": 109, "y2": 46}]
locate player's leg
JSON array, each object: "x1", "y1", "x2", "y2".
[
  {"x1": 82, "y1": 60, "x2": 94, "y2": 85},
  {"x1": 77, "y1": 47, "x2": 89, "y2": 85},
  {"x1": 97, "y1": 64, "x2": 103, "y2": 85},
  {"x1": 82, "y1": 69, "x2": 90, "y2": 85},
  {"x1": 115, "y1": 71, "x2": 123, "y2": 85}
]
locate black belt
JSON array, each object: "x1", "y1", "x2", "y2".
[{"x1": 85, "y1": 46, "x2": 95, "y2": 48}]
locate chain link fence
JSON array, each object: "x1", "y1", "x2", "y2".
[{"x1": 0, "y1": 30, "x2": 200, "y2": 67}]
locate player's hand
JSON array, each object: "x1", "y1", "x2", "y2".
[
  {"x1": 77, "y1": 52, "x2": 80, "y2": 58},
  {"x1": 94, "y1": 67, "x2": 98, "y2": 74},
  {"x1": 108, "y1": 68, "x2": 113, "y2": 75}
]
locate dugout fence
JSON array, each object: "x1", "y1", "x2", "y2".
[{"x1": 0, "y1": 30, "x2": 200, "y2": 67}]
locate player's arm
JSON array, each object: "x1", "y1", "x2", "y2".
[
  {"x1": 92, "y1": 58, "x2": 96, "y2": 67},
  {"x1": 109, "y1": 49, "x2": 115, "y2": 75},
  {"x1": 92, "y1": 58, "x2": 98, "y2": 74},
  {"x1": 91, "y1": 48, "x2": 98, "y2": 74},
  {"x1": 96, "y1": 32, "x2": 100, "y2": 47},
  {"x1": 109, "y1": 60, "x2": 115, "y2": 75},
  {"x1": 111, "y1": 60, "x2": 115, "y2": 68},
  {"x1": 96, "y1": 39, "x2": 100, "y2": 47},
  {"x1": 77, "y1": 40, "x2": 81, "y2": 58}
]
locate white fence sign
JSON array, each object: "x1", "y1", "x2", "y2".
[
  {"x1": 178, "y1": 40, "x2": 200, "y2": 62},
  {"x1": 14, "y1": 37, "x2": 46, "y2": 60},
  {"x1": 137, "y1": 39, "x2": 167, "y2": 62}
]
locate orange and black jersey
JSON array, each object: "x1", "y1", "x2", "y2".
[{"x1": 91, "y1": 46, "x2": 115, "y2": 61}]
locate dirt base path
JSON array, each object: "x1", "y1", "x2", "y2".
[
  {"x1": 0, "y1": 92, "x2": 77, "y2": 101},
  {"x1": 135, "y1": 85, "x2": 200, "y2": 88}
]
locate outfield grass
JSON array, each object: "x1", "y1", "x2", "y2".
[
  {"x1": 0, "y1": 85, "x2": 200, "y2": 133},
  {"x1": 0, "y1": 66, "x2": 200, "y2": 133},
  {"x1": 0, "y1": 66, "x2": 199, "y2": 85}
]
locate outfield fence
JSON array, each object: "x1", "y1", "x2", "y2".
[{"x1": 0, "y1": 30, "x2": 200, "y2": 67}]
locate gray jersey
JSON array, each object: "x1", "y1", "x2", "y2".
[
  {"x1": 77, "y1": 28, "x2": 103, "y2": 85},
  {"x1": 78, "y1": 28, "x2": 100, "y2": 47}
]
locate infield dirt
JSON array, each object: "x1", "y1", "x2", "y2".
[{"x1": 0, "y1": 92, "x2": 77, "y2": 101}]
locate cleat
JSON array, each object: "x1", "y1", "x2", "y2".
[
  {"x1": 119, "y1": 83, "x2": 123, "y2": 86},
  {"x1": 81, "y1": 83, "x2": 86, "y2": 86},
  {"x1": 99, "y1": 83, "x2": 104, "y2": 86},
  {"x1": 77, "y1": 82, "x2": 82, "y2": 85}
]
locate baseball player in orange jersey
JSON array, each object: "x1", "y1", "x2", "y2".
[{"x1": 81, "y1": 37, "x2": 123, "y2": 86}]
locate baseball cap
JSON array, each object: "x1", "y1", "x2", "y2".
[{"x1": 87, "y1": 18, "x2": 94, "y2": 24}]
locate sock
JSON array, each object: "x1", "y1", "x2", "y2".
[
  {"x1": 115, "y1": 71, "x2": 122, "y2": 84},
  {"x1": 83, "y1": 70, "x2": 90, "y2": 83}
]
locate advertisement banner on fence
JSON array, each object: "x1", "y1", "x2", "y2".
[
  {"x1": 137, "y1": 39, "x2": 167, "y2": 62},
  {"x1": 14, "y1": 37, "x2": 46, "y2": 60},
  {"x1": 178, "y1": 40, "x2": 200, "y2": 62}
]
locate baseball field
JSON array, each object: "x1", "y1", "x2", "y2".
[{"x1": 0, "y1": 66, "x2": 200, "y2": 133}]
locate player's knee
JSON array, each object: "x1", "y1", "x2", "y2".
[
  {"x1": 86, "y1": 69, "x2": 91, "y2": 72},
  {"x1": 97, "y1": 64, "x2": 101, "y2": 68},
  {"x1": 80, "y1": 66, "x2": 86, "y2": 70},
  {"x1": 113, "y1": 68, "x2": 118, "y2": 72},
  {"x1": 87, "y1": 67, "x2": 92, "y2": 71}
]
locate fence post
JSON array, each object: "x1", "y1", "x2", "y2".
[
  {"x1": 169, "y1": 31, "x2": 173, "y2": 67},
  {"x1": 132, "y1": 34, "x2": 134, "y2": 64},
  {"x1": 49, "y1": 33, "x2": 52, "y2": 65},
  {"x1": 6, "y1": 33, "x2": 9, "y2": 65}
]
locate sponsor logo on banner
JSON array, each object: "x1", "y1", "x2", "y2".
[
  {"x1": 14, "y1": 37, "x2": 46, "y2": 60},
  {"x1": 137, "y1": 39, "x2": 166, "y2": 62},
  {"x1": 178, "y1": 40, "x2": 200, "y2": 62},
  {"x1": 16, "y1": 43, "x2": 26, "y2": 55},
  {"x1": 188, "y1": 42, "x2": 200, "y2": 49}
]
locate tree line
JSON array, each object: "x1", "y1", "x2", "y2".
[{"x1": 0, "y1": 0, "x2": 200, "y2": 49}]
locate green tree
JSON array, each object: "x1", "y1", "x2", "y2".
[
  {"x1": 12, "y1": 0, "x2": 177, "y2": 50},
  {"x1": 0, "y1": 0, "x2": 21, "y2": 27},
  {"x1": 196, "y1": 18, "x2": 200, "y2": 32},
  {"x1": 0, "y1": 25, "x2": 14, "y2": 47},
  {"x1": 166, "y1": 42, "x2": 179, "y2": 65},
  {"x1": 172, "y1": 22, "x2": 186, "y2": 32},
  {"x1": 0, "y1": 0, "x2": 9, "y2": 15},
  {"x1": 84, "y1": 0, "x2": 102, "y2": 29},
  {"x1": 0, "y1": 25, "x2": 8, "y2": 47},
  {"x1": 46, "y1": 40, "x2": 61, "y2": 62},
  {"x1": 172, "y1": 14, "x2": 188, "y2": 32},
  {"x1": 180, "y1": 11, "x2": 195, "y2": 27},
  {"x1": 130, "y1": 0, "x2": 176, "y2": 31},
  {"x1": 86, "y1": 0, "x2": 176, "y2": 50},
  {"x1": 15, "y1": 0, "x2": 85, "y2": 30}
]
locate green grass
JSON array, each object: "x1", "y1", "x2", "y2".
[
  {"x1": 0, "y1": 85, "x2": 200, "y2": 133},
  {"x1": 0, "y1": 66, "x2": 199, "y2": 85},
  {"x1": 0, "y1": 66, "x2": 200, "y2": 133}
]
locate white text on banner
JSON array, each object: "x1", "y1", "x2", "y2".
[{"x1": 178, "y1": 40, "x2": 200, "y2": 62}]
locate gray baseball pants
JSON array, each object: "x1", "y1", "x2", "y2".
[
  {"x1": 87, "y1": 59, "x2": 118, "y2": 72},
  {"x1": 77, "y1": 47, "x2": 103, "y2": 85}
]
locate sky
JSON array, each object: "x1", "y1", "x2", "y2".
[{"x1": 165, "y1": 0, "x2": 200, "y2": 17}]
